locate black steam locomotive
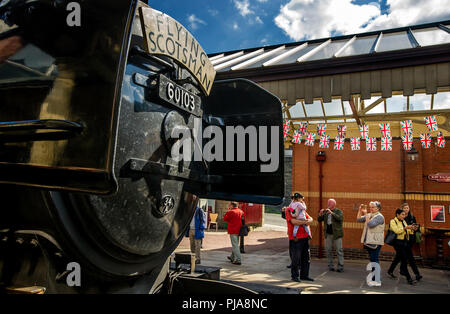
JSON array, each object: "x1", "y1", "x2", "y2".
[{"x1": 0, "y1": 0, "x2": 283, "y2": 293}]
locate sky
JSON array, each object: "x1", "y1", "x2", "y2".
[{"x1": 148, "y1": 0, "x2": 450, "y2": 54}]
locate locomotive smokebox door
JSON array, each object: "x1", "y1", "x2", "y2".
[
  {"x1": 137, "y1": 5, "x2": 284, "y2": 205},
  {"x1": 199, "y1": 79, "x2": 284, "y2": 205}
]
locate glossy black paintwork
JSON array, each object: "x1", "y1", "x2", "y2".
[
  {"x1": 0, "y1": 0, "x2": 203, "y2": 280},
  {"x1": 0, "y1": 0, "x2": 284, "y2": 286},
  {"x1": 0, "y1": 0, "x2": 135, "y2": 193}
]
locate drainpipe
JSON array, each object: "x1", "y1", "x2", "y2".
[
  {"x1": 316, "y1": 151, "x2": 326, "y2": 259},
  {"x1": 401, "y1": 142, "x2": 406, "y2": 203}
]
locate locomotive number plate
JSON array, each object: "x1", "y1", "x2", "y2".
[{"x1": 158, "y1": 75, "x2": 201, "y2": 117}]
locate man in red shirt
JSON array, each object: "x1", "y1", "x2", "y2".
[
  {"x1": 286, "y1": 194, "x2": 314, "y2": 282},
  {"x1": 223, "y1": 202, "x2": 245, "y2": 265}
]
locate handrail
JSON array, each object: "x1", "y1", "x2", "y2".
[{"x1": 0, "y1": 119, "x2": 83, "y2": 142}]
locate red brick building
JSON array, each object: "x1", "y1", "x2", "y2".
[
  {"x1": 292, "y1": 138, "x2": 449, "y2": 265},
  {"x1": 211, "y1": 20, "x2": 450, "y2": 266}
]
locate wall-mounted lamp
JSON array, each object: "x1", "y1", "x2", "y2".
[
  {"x1": 316, "y1": 151, "x2": 326, "y2": 162},
  {"x1": 408, "y1": 146, "x2": 419, "y2": 161}
]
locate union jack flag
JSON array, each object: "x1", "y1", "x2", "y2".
[
  {"x1": 350, "y1": 137, "x2": 361, "y2": 151},
  {"x1": 366, "y1": 137, "x2": 377, "y2": 151},
  {"x1": 420, "y1": 133, "x2": 431, "y2": 148},
  {"x1": 291, "y1": 129, "x2": 302, "y2": 144},
  {"x1": 381, "y1": 137, "x2": 393, "y2": 151},
  {"x1": 401, "y1": 134, "x2": 413, "y2": 151},
  {"x1": 424, "y1": 115, "x2": 438, "y2": 132},
  {"x1": 359, "y1": 125, "x2": 369, "y2": 140},
  {"x1": 316, "y1": 124, "x2": 327, "y2": 136},
  {"x1": 334, "y1": 137, "x2": 345, "y2": 150},
  {"x1": 319, "y1": 135, "x2": 330, "y2": 149},
  {"x1": 337, "y1": 125, "x2": 347, "y2": 138},
  {"x1": 298, "y1": 122, "x2": 309, "y2": 136},
  {"x1": 379, "y1": 123, "x2": 391, "y2": 138},
  {"x1": 283, "y1": 128, "x2": 290, "y2": 140},
  {"x1": 437, "y1": 136, "x2": 446, "y2": 148},
  {"x1": 437, "y1": 131, "x2": 444, "y2": 139},
  {"x1": 283, "y1": 119, "x2": 290, "y2": 140},
  {"x1": 305, "y1": 132, "x2": 316, "y2": 147},
  {"x1": 400, "y1": 120, "x2": 413, "y2": 136}
]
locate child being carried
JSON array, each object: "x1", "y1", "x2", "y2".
[{"x1": 288, "y1": 200, "x2": 312, "y2": 239}]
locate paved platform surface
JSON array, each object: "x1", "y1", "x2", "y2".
[{"x1": 175, "y1": 217, "x2": 450, "y2": 294}]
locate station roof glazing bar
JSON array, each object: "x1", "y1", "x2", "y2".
[
  {"x1": 209, "y1": 20, "x2": 450, "y2": 140},
  {"x1": 210, "y1": 20, "x2": 450, "y2": 71}
]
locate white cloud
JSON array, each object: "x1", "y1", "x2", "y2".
[
  {"x1": 232, "y1": 0, "x2": 265, "y2": 26},
  {"x1": 234, "y1": 0, "x2": 254, "y2": 17},
  {"x1": 248, "y1": 15, "x2": 264, "y2": 25},
  {"x1": 274, "y1": 0, "x2": 380, "y2": 40},
  {"x1": 233, "y1": 22, "x2": 240, "y2": 30},
  {"x1": 187, "y1": 14, "x2": 206, "y2": 30},
  {"x1": 364, "y1": 0, "x2": 450, "y2": 31},
  {"x1": 274, "y1": 0, "x2": 450, "y2": 41},
  {"x1": 208, "y1": 9, "x2": 219, "y2": 17}
]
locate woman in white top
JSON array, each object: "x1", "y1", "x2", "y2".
[{"x1": 357, "y1": 201, "x2": 385, "y2": 286}]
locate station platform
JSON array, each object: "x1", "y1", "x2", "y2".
[{"x1": 175, "y1": 220, "x2": 450, "y2": 294}]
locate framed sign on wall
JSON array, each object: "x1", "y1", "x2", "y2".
[{"x1": 431, "y1": 205, "x2": 445, "y2": 223}]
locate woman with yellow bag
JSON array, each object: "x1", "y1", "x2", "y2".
[
  {"x1": 387, "y1": 204, "x2": 423, "y2": 282},
  {"x1": 387, "y1": 208, "x2": 418, "y2": 285}
]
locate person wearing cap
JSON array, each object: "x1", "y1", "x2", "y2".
[
  {"x1": 318, "y1": 199, "x2": 344, "y2": 272},
  {"x1": 286, "y1": 192, "x2": 314, "y2": 282}
]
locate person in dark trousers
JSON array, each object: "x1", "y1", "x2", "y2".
[
  {"x1": 318, "y1": 199, "x2": 344, "y2": 272},
  {"x1": 185, "y1": 203, "x2": 207, "y2": 264},
  {"x1": 387, "y1": 204, "x2": 422, "y2": 281},
  {"x1": 388, "y1": 208, "x2": 417, "y2": 285},
  {"x1": 224, "y1": 202, "x2": 245, "y2": 265},
  {"x1": 286, "y1": 193, "x2": 314, "y2": 282}
]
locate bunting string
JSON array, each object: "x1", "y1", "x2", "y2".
[{"x1": 284, "y1": 116, "x2": 446, "y2": 150}]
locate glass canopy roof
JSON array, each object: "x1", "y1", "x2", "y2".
[
  {"x1": 210, "y1": 21, "x2": 450, "y2": 138},
  {"x1": 210, "y1": 22, "x2": 450, "y2": 72},
  {"x1": 283, "y1": 92, "x2": 449, "y2": 124}
]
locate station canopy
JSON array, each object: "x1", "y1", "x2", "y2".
[{"x1": 210, "y1": 21, "x2": 450, "y2": 142}]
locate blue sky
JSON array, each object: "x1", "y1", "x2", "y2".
[{"x1": 148, "y1": 0, "x2": 450, "y2": 54}]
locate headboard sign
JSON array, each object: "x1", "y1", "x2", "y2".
[{"x1": 139, "y1": 5, "x2": 216, "y2": 96}]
